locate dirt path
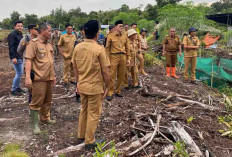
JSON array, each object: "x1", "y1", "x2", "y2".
[{"x1": 0, "y1": 45, "x2": 232, "y2": 157}]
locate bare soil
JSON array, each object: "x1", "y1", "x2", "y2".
[{"x1": 0, "y1": 44, "x2": 232, "y2": 157}]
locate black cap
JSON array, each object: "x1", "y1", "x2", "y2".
[
  {"x1": 28, "y1": 24, "x2": 39, "y2": 30},
  {"x1": 189, "y1": 27, "x2": 197, "y2": 33},
  {"x1": 84, "y1": 20, "x2": 99, "y2": 35},
  {"x1": 140, "y1": 28, "x2": 148, "y2": 34},
  {"x1": 115, "y1": 20, "x2": 123, "y2": 26}
]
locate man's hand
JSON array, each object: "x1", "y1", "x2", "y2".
[
  {"x1": 126, "y1": 60, "x2": 130, "y2": 66},
  {"x1": 25, "y1": 77, "x2": 32, "y2": 89},
  {"x1": 162, "y1": 51, "x2": 165, "y2": 56},
  {"x1": 102, "y1": 88, "x2": 108, "y2": 99},
  {"x1": 53, "y1": 77, "x2": 56, "y2": 86},
  {"x1": 12, "y1": 58, "x2": 17, "y2": 64}
]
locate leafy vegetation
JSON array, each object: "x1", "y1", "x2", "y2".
[
  {"x1": 218, "y1": 114, "x2": 232, "y2": 138},
  {"x1": 94, "y1": 141, "x2": 121, "y2": 157},
  {"x1": 173, "y1": 141, "x2": 189, "y2": 157},
  {"x1": 186, "y1": 116, "x2": 194, "y2": 125}
]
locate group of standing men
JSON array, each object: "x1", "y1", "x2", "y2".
[{"x1": 7, "y1": 19, "x2": 200, "y2": 150}]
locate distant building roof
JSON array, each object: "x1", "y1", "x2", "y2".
[
  {"x1": 206, "y1": 13, "x2": 232, "y2": 26},
  {"x1": 101, "y1": 25, "x2": 109, "y2": 29}
]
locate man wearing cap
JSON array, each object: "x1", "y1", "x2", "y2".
[
  {"x1": 162, "y1": 28, "x2": 182, "y2": 78},
  {"x1": 139, "y1": 28, "x2": 149, "y2": 75},
  {"x1": 51, "y1": 29, "x2": 60, "y2": 58},
  {"x1": 182, "y1": 27, "x2": 201, "y2": 84},
  {"x1": 18, "y1": 24, "x2": 39, "y2": 61},
  {"x1": 105, "y1": 20, "x2": 131, "y2": 101},
  {"x1": 124, "y1": 29, "x2": 141, "y2": 89},
  {"x1": 72, "y1": 20, "x2": 110, "y2": 149},
  {"x1": 18, "y1": 24, "x2": 39, "y2": 106},
  {"x1": 58, "y1": 23, "x2": 76, "y2": 85},
  {"x1": 25, "y1": 23, "x2": 56, "y2": 135}
]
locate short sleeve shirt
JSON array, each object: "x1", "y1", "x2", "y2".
[
  {"x1": 25, "y1": 38, "x2": 55, "y2": 81},
  {"x1": 163, "y1": 35, "x2": 181, "y2": 52},
  {"x1": 58, "y1": 34, "x2": 76, "y2": 58},
  {"x1": 72, "y1": 39, "x2": 110, "y2": 95},
  {"x1": 182, "y1": 36, "x2": 201, "y2": 57}
]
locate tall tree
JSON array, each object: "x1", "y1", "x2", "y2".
[
  {"x1": 10, "y1": 11, "x2": 21, "y2": 26},
  {"x1": 24, "y1": 14, "x2": 38, "y2": 27},
  {"x1": 2, "y1": 18, "x2": 12, "y2": 29},
  {"x1": 212, "y1": 0, "x2": 232, "y2": 13},
  {"x1": 156, "y1": 0, "x2": 182, "y2": 7}
]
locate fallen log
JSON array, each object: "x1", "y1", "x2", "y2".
[
  {"x1": 126, "y1": 114, "x2": 162, "y2": 156},
  {"x1": 169, "y1": 121, "x2": 203, "y2": 156},
  {"x1": 49, "y1": 143, "x2": 85, "y2": 156},
  {"x1": 177, "y1": 97, "x2": 220, "y2": 110},
  {"x1": 154, "y1": 144, "x2": 174, "y2": 157}
]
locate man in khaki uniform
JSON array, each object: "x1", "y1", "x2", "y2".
[
  {"x1": 124, "y1": 29, "x2": 141, "y2": 89},
  {"x1": 105, "y1": 20, "x2": 131, "y2": 101},
  {"x1": 182, "y1": 27, "x2": 201, "y2": 84},
  {"x1": 140, "y1": 28, "x2": 149, "y2": 75},
  {"x1": 58, "y1": 23, "x2": 76, "y2": 85},
  {"x1": 72, "y1": 20, "x2": 110, "y2": 149},
  {"x1": 51, "y1": 29, "x2": 60, "y2": 58},
  {"x1": 25, "y1": 23, "x2": 56, "y2": 135},
  {"x1": 162, "y1": 28, "x2": 182, "y2": 78}
]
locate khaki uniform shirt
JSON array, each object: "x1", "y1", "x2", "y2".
[
  {"x1": 72, "y1": 39, "x2": 110, "y2": 95},
  {"x1": 128, "y1": 39, "x2": 137, "y2": 67},
  {"x1": 105, "y1": 32, "x2": 131, "y2": 61},
  {"x1": 163, "y1": 35, "x2": 181, "y2": 52},
  {"x1": 135, "y1": 33, "x2": 141, "y2": 52},
  {"x1": 51, "y1": 32, "x2": 60, "y2": 45},
  {"x1": 141, "y1": 35, "x2": 148, "y2": 52},
  {"x1": 25, "y1": 38, "x2": 55, "y2": 81},
  {"x1": 182, "y1": 36, "x2": 201, "y2": 57},
  {"x1": 58, "y1": 34, "x2": 76, "y2": 59}
]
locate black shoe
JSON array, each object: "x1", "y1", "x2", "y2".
[
  {"x1": 191, "y1": 80, "x2": 198, "y2": 85},
  {"x1": 85, "y1": 138, "x2": 105, "y2": 150},
  {"x1": 76, "y1": 138, "x2": 85, "y2": 145},
  {"x1": 76, "y1": 93, "x2": 81, "y2": 103},
  {"x1": 133, "y1": 85, "x2": 142, "y2": 89},
  {"x1": 70, "y1": 81, "x2": 77, "y2": 85},
  {"x1": 16, "y1": 88, "x2": 27, "y2": 93},
  {"x1": 11, "y1": 91, "x2": 22, "y2": 96},
  {"x1": 115, "y1": 94, "x2": 124, "y2": 98},
  {"x1": 106, "y1": 96, "x2": 113, "y2": 101},
  {"x1": 124, "y1": 87, "x2": 130, "y2": 90}
]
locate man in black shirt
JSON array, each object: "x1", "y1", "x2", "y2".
[{"x1": 7, "y1": 20, "x2": 24, "y2": 96}]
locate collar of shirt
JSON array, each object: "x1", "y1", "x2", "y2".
[
  {"x1": 64, "y1": 33, "x2": 74, "y2": 37},
  {"x1": 84, "y1": 39, "x2": 98, "y2": 44},
  {"x1": 113, "y1": 31, "x2": 123, "y2": 36},
  {"x1": 37, "y1": 37, "x2": 48, "y2": 44}
]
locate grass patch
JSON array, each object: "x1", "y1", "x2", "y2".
[{"x1": 1, "y1": 143, "x2": 29, "y2": 157}]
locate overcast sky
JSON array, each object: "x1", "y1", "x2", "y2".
[{"x1": 0, "y1": 0, "x2": 218, "y2": 20}]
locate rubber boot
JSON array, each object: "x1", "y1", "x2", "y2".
[
  {"x1": 166, "y1": 67, "x2": 171, "y2": 77},
  {"x1": 30, "y1": 110, "x2": 42, "y2": 135},
  {"x1": 171, "y1": 67, "x2": 179, "y2": 79}
]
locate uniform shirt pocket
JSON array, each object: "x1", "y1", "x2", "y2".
[{"x1": 37, "y1": 49, "x2": 47, "y2": 60}]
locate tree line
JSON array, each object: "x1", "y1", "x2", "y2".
[{"x1": 0, "y1": 0, "x2": 231, "y2": 32}]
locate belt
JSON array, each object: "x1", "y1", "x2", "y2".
[{"x1": 110, "y1": 52, "x2": 125, "y2": 55}]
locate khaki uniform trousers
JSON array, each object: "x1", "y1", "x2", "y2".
[
  {"x1": 124, "y1": 66, "x2": 139, "y2": 87},
  {"x1": 78, "y1": 93, "x2": 103, "y2": 144},
  {"x1": 166, "y1": 51, "x2": 177, "y2": 67},
  {"x1": 30, "y1": 81, "x2": 53, "y2": 121},
  {"x1": 136, "y1": 53, "x2": 145, "y2": 70},
  {"x1": 184, "y1": 57, "x2": 197, "y2": 81},
  {"x1": 108, "y1": 54, "x2": 127, "y2": 96},
  {"x1": 63, "y1": 58, "x2": 75, "y2": 83}
]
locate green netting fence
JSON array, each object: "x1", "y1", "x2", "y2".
[{"x1": 177, "y1": 54, "x2": 232, "y2": 87}]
